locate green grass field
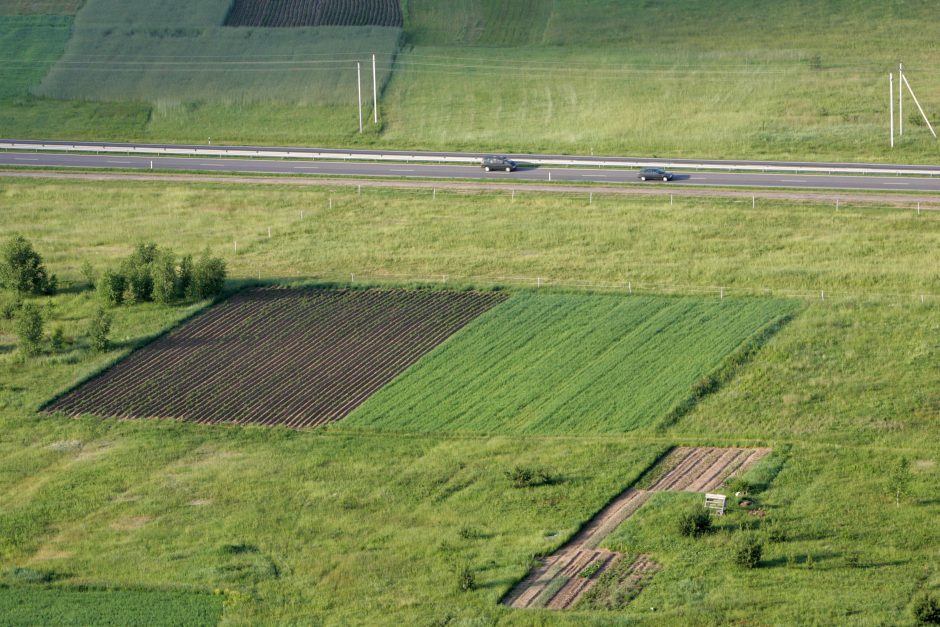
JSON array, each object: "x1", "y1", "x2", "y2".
[
  {"x1": 3, "y1": 0, "x2": 940, "y2": 160},
  {"x1": 0, "y1": 178, "x2": 938, "y2": 623},
  {"x1": 0, "y1": 586, "x2": 222, "y2": 626},
  {"x1": 347, "y1": 293, "x2": 794, "y2": 434}
]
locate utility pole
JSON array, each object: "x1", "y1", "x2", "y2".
[
  {"x1": 357, "y1": 62, "x2": 363, "y2": 133},
  {"x1": 902, "y1": 72, "x2": 938, "y2": 138},
  {"x1": 899, "y1": 63, "x2": 903, "y2": 136},
  {"x1": 890, "y1": 73, "x2": 895, "y2": 147},
  {"x1": 372, "y1": 53, "x2": 378, "y2": 124}
]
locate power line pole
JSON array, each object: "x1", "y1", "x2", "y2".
[
  {"x1": 357, "y1": 62, "x2": 363, "y2": 133},
  {"x1": 899, "y1": 62, "x2": 903, "y2": 136},
  {"x1": 372, "y1": 53, "x2": 378, "y2": 124},
  {"x1": 889, "y1": 73, "x2": 895, "y2": 147}
]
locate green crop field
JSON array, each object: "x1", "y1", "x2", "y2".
[
  {"x1": 0, "y1": 587, "x2": 222, "y2": 626},
  {"x1": 0, "y1": 178, "x2": 938, "y2": 623},
  {"x1": 347, "y1": 293, "x2": 794, "y2": 434}
]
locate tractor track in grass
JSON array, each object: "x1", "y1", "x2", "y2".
[{"x1": 504, "y1": 446, "x2": 769, "y2": 611}]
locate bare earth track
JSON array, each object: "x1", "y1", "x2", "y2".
[
  {"x1": 44, "y1": 287, "x2": 505, "y2": 428},
  {"x1": 503, "y1": 447, "x2": 770, "y2": 611}
]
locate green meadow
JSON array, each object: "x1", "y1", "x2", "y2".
[{"x1": 0, "y1": 178, "x2": 937, "y2": 623}]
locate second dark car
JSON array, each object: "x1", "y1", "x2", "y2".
[
  {"x1": 638, "y1": 168, "x2": 674, "y2": 181},
  {"x1": 481, "y1": 156, "x2": 518, "y2": 172}
]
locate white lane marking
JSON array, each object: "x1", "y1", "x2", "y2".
[
  {"x1": 780, "y1": 179, "x2": 807, "y2": 183},
  {"x1": 199, "y1": 163, "x2": 226, "y2": 167},
  {"x1": 293, "y1": 165, "x2": 320, "y2": 169},
  {"x1": 13, "y1": 157, "x2": 39, "y2": 161},
  {"x1": 107, "y1": 160, "x2": 134, "y2": 164},
  {"x1": 581, "y1": 174, "x2": 607, "y2": 177},
  {"x1": 882, "y1": 182, "x2": 910, "y2": 185},
  {"x1": 389, "y1": 168, "x2": 415, "y2": 172}
]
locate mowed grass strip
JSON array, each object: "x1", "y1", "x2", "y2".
[
  {"x1": 44, "y1": 287, "x2": 506, "y2": 428},
  {"x1": 0, "y1": 587, "x2": 222, "y2": 627},
  {"x1": 347, "y1": 293, "x2": 795, "y2": 434}
]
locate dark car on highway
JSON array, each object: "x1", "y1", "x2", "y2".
[
  {"x1": 638, "y1": 167, "x2": 673, "y2": 181},
  {"x1": 481, "y1": 156, "x2": 517, "y2": 172}
]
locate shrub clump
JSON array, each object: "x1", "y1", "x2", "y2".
[
  {"x1": 505, "y1": 465, "x2": 552, "y2": 488},
  {"x1": 734, "y1": 533, "x2": 763, "y2": 568},
  {"x1": 913, "y1": 593, "x2": 940, "y2": 624},
  {"x1": 676, "y1": 505, "x2": 713, "y2": 537},
  {"x1": 97, "y1": 243, "x2": 224, "y2": 306},
  {"x1": 0, "y1": 234, "x2": 56, "y2": 295}
]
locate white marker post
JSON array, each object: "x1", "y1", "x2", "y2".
[
  {"x1": 372, "y1": 53, "x2": 378, "y2": 124},
  {"x1": 357, "y1": 62, "x2": 363, "y2": 133}
]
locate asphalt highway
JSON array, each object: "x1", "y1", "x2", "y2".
[{"x1": 3, "y1": 151, "x2": 940, "y2": 192}]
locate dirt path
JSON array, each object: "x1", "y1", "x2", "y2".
[
  {"x1": 2, "y1": 169, "x2": 939, "y2": 209},
  {"x1": 503, "y1": 446, "x2": 769, "y2": 611}
]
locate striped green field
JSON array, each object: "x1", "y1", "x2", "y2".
[
  {"x1": 346, "y1": 293, "x2": 795, "y2": 434},
  {"x1": 33, "y1": 0, "x2": 401, "y2": 105}
]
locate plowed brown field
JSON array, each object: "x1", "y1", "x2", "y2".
[
  {"x1": 45, "y1": 287, "x2": 505, "y2": 428},
  {"x1": 504, "y1": 447, "x2": 769, "y2": 611}
]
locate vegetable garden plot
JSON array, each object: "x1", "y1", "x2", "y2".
[
  {"x1": 44, "y1": 287, "x2": 505, "y2": 428},
  {"x1": 225, "y1": 0, "x2": 403, "y2": 27}
]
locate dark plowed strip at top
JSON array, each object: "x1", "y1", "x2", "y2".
[
  {"x1": 45, "y1": 287, "x2": 505, "y2": 428},
  {"x1": 225, "y1": 0, "x2": 403, "y2": 28}
]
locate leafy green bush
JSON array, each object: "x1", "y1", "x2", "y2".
[
  {"x1": 14, "y1": 302, "x2": 44, "y2": 356},
  {"x1": 189, "y1": 248, "x2": 226, "y2": 300},
  {"x1": 88, "y1": 308, "x2": 113, "y2": 353},
  {"x1": 457, "y1": 565, "x2": 476, "y2": 591},
  {"x1": 734, "y1": 533, "x2": 763, "y2": 568},
  {"x1": 0, "y1": 234, "x2": 56, "y2": 295},
  {"x1": 97, "y1": 269, "x2": 127, "y2": 306},
  {"x1": 676, "y1": 505, "x2": 712, "y2": 537},
  {"x1": 505, "y1": 465, "x2": 552, "y2": 488},
  {"x1": 50, "y1": 326, "x2": 66, "y2": 352},
  {"x1": 913, "y1": 593, "x2": 940, "y2": 624}
]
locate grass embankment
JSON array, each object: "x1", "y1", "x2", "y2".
[
  {"x1": 348, "y1": 293, "x2": 794, "y2": 433},
  {"x1": 4, "y1": 0, "x2": 940, "y2": 160},
  {"x1": 0, "y1": 179, "x2": 938, "y2": 622}
]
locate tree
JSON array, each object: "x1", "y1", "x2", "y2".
[
  {"x1": 97, "y1": 269, "x2": 126, "y2": 306},
  {"x1": 0, "y1": 234, "x2": 56, "y2": 295},
  {"x1": 88, "y1": 307, "x2": 112, "y2": 353},
  {"x1": 189, "y1": 248, "x2": 226, "y2": 299},
  {"x1": 151, "y1": 252, "x2": 179, "y2": 305},
  {"x1": 14, "y1": 302, "x2": 44, "y2": 356},
  {"x1": 176, "y1": 254, "x2": 193, "y2": 300},
  {"x1": 888, "y1": 456, "x2": 912, "y2": 508},
  {"x1": 122, "y1": 242, "x2": 159, "y2": 303}
]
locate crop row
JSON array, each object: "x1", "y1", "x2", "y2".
[
  {"x1": 225, "y1": 0, "x2": 403, "y2": 28},
  {"x1": 45, "y1": 287, "x2": 505, "y2": 428}
]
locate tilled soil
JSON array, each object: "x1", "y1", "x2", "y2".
[
  {"x1": 44, "y1": 287, "x2": 505, "y2": 428},
  {"x1": 503, "y1": 446, "x2": 769, "y2": 611}
]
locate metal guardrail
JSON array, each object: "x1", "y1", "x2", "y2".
[{"x1": 1, "y1": 141, "x2": 938, "y2": 176}]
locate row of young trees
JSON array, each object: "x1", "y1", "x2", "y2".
[
  {"x1": 1, "y1": 235, "x2": 226, "y2": 357},
  {"x1": 97, "y1": 243, "x2": 225, "y2": 307}
]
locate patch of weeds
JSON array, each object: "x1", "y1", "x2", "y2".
[
  {"x1": 505, "y1": 465, "x2": 554, "y2": 488},
  {"x1": 578, "y1": 560, "x2": 603, "y2": 579},
  {"x1": 676, "y1": 505, "x2": 713, "y2": 537},
  {"x1": 5, "y1": 567, "x2": 64, "y2": 583}
]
